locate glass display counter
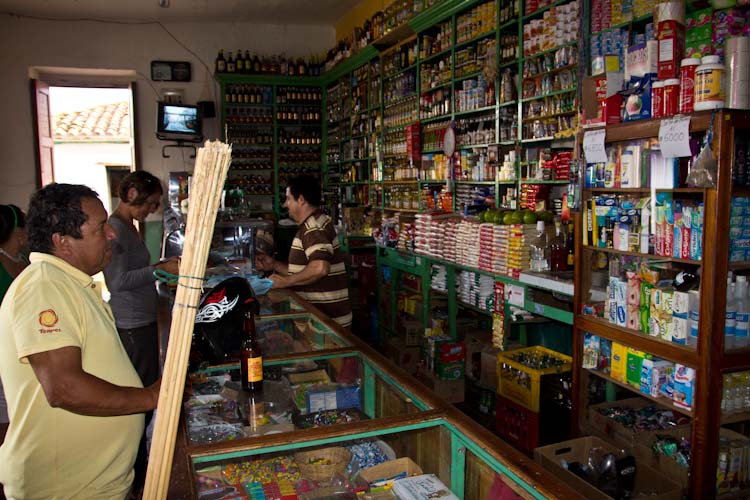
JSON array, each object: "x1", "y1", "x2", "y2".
[
  {"x1": 183, "y1": 352, "x2": 429, "y2": 447},
  {"x1": 165, "y1": 289, "x2": 580, "y2": 499}
]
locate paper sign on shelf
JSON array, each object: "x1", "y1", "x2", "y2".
[
  {"x1": 658, "y1": 116, "x2": 692, "y2": 158},
  {"x1": 583, "y1": 129, "x2": 608, "y2": 163},
  {"x1": 506, "y1": 284, "x2": 525, "y2": 308}
]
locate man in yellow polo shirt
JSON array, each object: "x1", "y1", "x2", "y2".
[{"x1": 0, "y1": 184, "x2": 160, "y2": 499}]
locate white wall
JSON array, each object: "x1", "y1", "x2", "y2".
[
  {"x1": 53, "y1": 142, "x2": 132, "y2": 214},
  {"x1": 0, "y1": 14, "x2": 334, "y2": 211}
]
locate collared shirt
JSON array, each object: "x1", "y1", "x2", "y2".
[{"x1": 0, "y1": 252, "x2": 143, "y2": 499}]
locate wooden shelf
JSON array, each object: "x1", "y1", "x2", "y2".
[
  {"x1": 581, "y1": 245, "x2": 702, "y2": 265},
  {"x1": 599, "y1": 111, "x2": 715, "y2": 143},
  {"x1": 577, "y1": 315, "x2": 699, "y2": 367},
  {"x1": 586, "y1": 187, "x2": 707, "y2": 194},
  {"x1": 585, "y1": 368, "x2": 692, "y2": 418}
]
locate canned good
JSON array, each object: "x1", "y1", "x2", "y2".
[{"x1": 662, "y1": 78, "x2": 680, "y2": 116}]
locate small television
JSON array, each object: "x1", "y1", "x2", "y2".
[{"x1": 156, "y1": 102, "x2": 202, "y2": 142}]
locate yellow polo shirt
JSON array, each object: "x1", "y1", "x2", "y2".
[{"x1": 0, "y1": 253, "x2": 144, "y2": 500}]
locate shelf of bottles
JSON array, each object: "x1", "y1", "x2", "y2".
[
  {"x1": 520, "y1": 0, "x2": 579, "y2": 142},
  {"x1": 277, "y1": 85, "x2": 322, "y2": 213}
]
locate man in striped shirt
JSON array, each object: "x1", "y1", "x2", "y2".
[{"x1": 255, "y1": 176, "x2": 352, "y2": 328}]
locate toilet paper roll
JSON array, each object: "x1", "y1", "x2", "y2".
[
  {"x1": 654, "y1": 0, "x2": 685, "y2": 24},
  {"x1": 726, "y1": 36, "x2": 750, "y2": 54},
  {"x1": 728, "y1": 80, "x2": 750, "y2": 110}
]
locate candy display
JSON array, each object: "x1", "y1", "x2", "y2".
[
  {"x1": 223, "y1": 456, "x2": 302, "y2": 485},
  {"x1": 293, "y1": 408, "x2": 367, "y2": 429}
]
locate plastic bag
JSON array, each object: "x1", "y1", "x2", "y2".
[
  {"x1": 247, "y1": 274, "x2": 273, "y2": 295},
  {"x1": 686, "y1": 125, "x2": 718, "y2": 188}
]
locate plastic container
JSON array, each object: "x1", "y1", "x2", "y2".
[
  {"x1": 679, "y1": 58, "x2": 701, "y2": 113},
  {"x1": 694, "y1": 55, "x2": 726, "y2": 111},
  {"x1": 651, "y1": 81, "x2": 664, "y2": 118},
  {"x1": 662, "y1": 78, "x2": 680, "y2": 116}
]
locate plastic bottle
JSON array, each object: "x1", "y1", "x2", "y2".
[
  {"x1": 694, "y1": 55, "x2": 726, "y2": 111},
  {"x1": 722, "y1": 374, "x2": 735, "y2": 413},
  {"x1": 735, "y1": 275, "x2": 750, "y2": 348},
  {"x1": 726, "y1": 277, "x2": 737, "y2": 350},
  {"x1": 687, "y1": 290, "x2": 700, "y2": 348},
  {"x1": 529, "y1": 221, "x2": 550, "y2": 272}
]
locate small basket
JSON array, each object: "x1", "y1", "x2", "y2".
[{"x1": 294, "y1": 446, "x2": 352, "y2": 482}]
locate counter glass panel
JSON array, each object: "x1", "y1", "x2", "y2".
[
  {"x1": 185, "y1": 353, "x2": 430, "y2": 447},
  {"x1": 188, "y1": 419, "x2": 546, "y2": 500},
  {"x1": 255, "y1": 314, "x2": 349, "y2": 355}
]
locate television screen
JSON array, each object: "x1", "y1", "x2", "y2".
[{"x1": 157, "y1": 103, "x2": 202, "y2": 142}]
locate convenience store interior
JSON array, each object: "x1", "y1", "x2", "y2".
[{"x1": 2, "y1": 0, "x2": 750, "y2": 498}]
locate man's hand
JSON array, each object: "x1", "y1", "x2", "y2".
[
  {"x1": 155, "y1": 257, "x2": 180, "y2": 275},
  {"x1": 269, "y1": 272, "x2": 289, "y2": 288},
  {"x1": 255, "y1": 253, "x2": 275, "y2": 273}
]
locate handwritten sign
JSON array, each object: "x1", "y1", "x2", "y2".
[
  {"x1": 659, "y1": 116, "x2": 692, "y2": 158},
  {"x1": 583, "y1": 129, "x2": 608, "y2": 163}
]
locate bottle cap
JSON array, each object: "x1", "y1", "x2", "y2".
[
  {"x1": 536, "y1": 221, "x2": 545, "y2": 231},
  {"x1": 681, "y1": 57, "x2": 700, "y2": 67}
]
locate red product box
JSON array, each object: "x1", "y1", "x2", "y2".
[
  {"x1": 680, "y1": 226, "x2": 691, "y2": 260},
  {"x1": 436, "y1": 341, "x2": 466, "y2": 364},
  {"x1": 657, "y1": 21, "x2": 686, "y2": 80}
]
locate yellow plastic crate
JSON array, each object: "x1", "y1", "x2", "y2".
[{"x1": 496, "y1": 346, "x2": 572, "y2": 412}]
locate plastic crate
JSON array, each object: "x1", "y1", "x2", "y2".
[
  {"x1": 495, "y1": 394, "x2": 539, "y2": 454},
  {"x1": 496, "y1": 346, "x2": 572, "y2": 412}
]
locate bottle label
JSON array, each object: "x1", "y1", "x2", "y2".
[{"x1": 246, "y1": 357, "x2": 263, "y2": 383}]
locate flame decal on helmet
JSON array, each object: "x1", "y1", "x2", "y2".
[{"x1": 195, "y1": 295, "x2": 239, "y2": 323}]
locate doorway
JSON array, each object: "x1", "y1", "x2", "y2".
[{"x1": 42, "y1": 85, "x2": 135, "y2": 213}]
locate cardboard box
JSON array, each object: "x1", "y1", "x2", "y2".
[
  {"x1": 360, "y1": 457, "x2": 423, "y2": 487},
  {"x1": 480, "y1": 346, "x2": 501, "y2": 388},
  {"x1": 415, "y1": 364, "x2": 464, "y2": 403},
  {"x1": 384, "y1": 337, "x2": 421, "y2": 375},
  {"x1": 657, "y1": 21, "x2": 685, "y2": 80},
  {"x1": 587, "y1": 397, "x2": 690, "y2": 449},
  {"x1": 583, "y1": 73, "x2": 625, "y2": 125},
  {"x1": 534, "y1": 436, "x2": 682, "y2": 500}
]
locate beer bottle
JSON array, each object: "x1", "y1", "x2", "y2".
[
  {"x1": 240, "y1": 304, "x2": 263, "y2": 393},
  {"x1": 244, "y1": 50, "x2": 252, "y2": 74}
]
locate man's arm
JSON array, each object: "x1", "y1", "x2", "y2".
[
  {"x1": 255, "y1": 253, "x2": 289, "y2": 275},
  {"x1": 270, "y1": 259, "x2": 329, "y2": 288},
  {"x1": 28, "y1": 346, "x2": 159, "y2": 416}
]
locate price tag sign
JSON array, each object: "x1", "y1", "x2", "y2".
[
  {"x1": 659, "y1": 116, "x2": 692, "y2": 158},
  {"x1": 583, "y1": 129, "x2": 608, "y2": 163}
]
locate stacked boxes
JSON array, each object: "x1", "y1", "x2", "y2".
[
  {"x1": 712, "y1": 7, "x2": 750, "y2": 61},
  {"x1": 522, "y1": 0, "x2": 579, "y2": 57},
  {"x1": 423, "y1": 335, "x2": 466, "y2": 381}
]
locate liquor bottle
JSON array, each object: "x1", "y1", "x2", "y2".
[
  {"x1": 215, "y1": 49, "x2": 227, "y2": 74},
  {"x1": 565, "y1": 221, "x2": 575, "y2": 270},
  {"x1": 240, "y1": 303, "x2": 263, "y2": 393},
  {"x1": 529, "y1": 221, "x2": 550, "y2": 272},
  {"x1": 236, "y1": 49, "x2": 244, "y2": 73},
  {"x1": 253, "y1": 54, "x2": 261, "y2": 74},
  {"x1": 550, "y1": 219, "x2": 567, "y2": 272},
  {"x1": 244, "y1": 50, "x2": 251, "y2": 74},
  {"x1": 226, "y1": 51, "x2": 236, "y2": 73},
  {"x1": 298, "y1": 58, "x2": 307, "y2": 76}
]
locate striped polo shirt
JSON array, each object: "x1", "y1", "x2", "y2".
[{"x1": 288, "y1": 211, "x2": 352, "y2": 328}]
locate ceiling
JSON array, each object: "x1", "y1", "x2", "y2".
[{"x1": 0, "y1": 0, "x2": 366, "y2": 25}]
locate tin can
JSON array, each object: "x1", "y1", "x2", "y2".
[
  {"x1": 652, "y1": 81, "x2": 664, "y2": 118},
  {"x1": 663, "y1": 78, "x2": 680, "y2": 116},
  {"x1": 679, "y1": 58, "x2": 700, "y2": 114}
]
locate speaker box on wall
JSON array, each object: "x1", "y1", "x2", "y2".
[{"x1": 198, "y1": 101, "x2": 216, "y2": 118}]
